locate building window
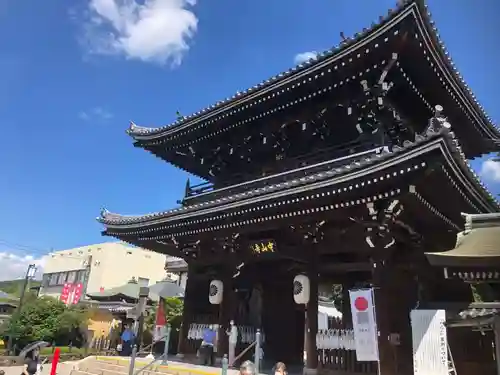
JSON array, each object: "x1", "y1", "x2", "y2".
[
  {"x1": 42, "y1": 270, "x2": 85, "y2": 287},
  {"x1": 67, "y1": 271, "x2": 77, "y2": 283},
  {"x1": 49, "y1": 273, "x2": 58, "y2": 286},
  {"x1": 76, "y1": 270, "x2": 86, "y2": 283},
  {"x1": 57, "y1": 273, "x2": 67, "y2": 285},
  {"x1": 42, "y1": 273, "x2": 50, "y2": 287},
  {"x1": 138, "y1": 277, "x2": 149, "y2": 287}
]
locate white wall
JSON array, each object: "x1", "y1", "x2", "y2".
[{"x1": 40, "y1": 242, "x2": 167, "y2": 299}]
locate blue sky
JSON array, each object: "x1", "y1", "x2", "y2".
[{"x1": 0, "y1": 0, "x2": 499, "y2": 279}]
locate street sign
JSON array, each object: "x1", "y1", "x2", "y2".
[{"x1": 349, "y1": 288, "x2": 379, "y2": 361}]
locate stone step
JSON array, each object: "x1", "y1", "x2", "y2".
[
  {"x1": 76, "y1": 357, "x2": 236, "y2": 375},
  {"x1": 76, "y1": 360, "x2": 198, "y2": 375}
]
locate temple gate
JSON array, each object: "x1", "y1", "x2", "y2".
[{"x1": 96, "y1": 0, "x2": 500, "y2": 374}]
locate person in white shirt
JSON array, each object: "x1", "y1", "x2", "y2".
[{"x1": 227, "y1": 320, "x2": 238, "y2": 365}]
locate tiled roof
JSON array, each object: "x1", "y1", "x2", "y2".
[
  {"x1": 426, "y1": 213, "x2": 500, "y2": 267},
  {"x1": 99, "y1": 125, "x2": 500, "y2": 229},
  {"x1": 126, "y1": 0, "x2": 498, "y2": 143}
]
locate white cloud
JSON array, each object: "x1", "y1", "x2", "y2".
[
  {"x1": 480, "y1": 158, "x2": 500, "y2": 182},
  {"x1": 81, "y1": 0, "x2": 198, "y2": 66},
  {"x1": 79, "y1": 107, "x2": 113, "y2": 122},
  {"x1": 294, "y1": 51, "x2": 318, "y2": 65},
  {"x1": 0, "y1": 252, "x2": 45, "y2": 282}
]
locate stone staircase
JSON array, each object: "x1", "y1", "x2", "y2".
[{"x1": 69, "y1": 357, "x2": 228, "y2": 375}]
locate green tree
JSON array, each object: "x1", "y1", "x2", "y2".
[
  {"x1": 0, "y1": 296, "x2": 88, "y2": 349},
  {"x1": 331, "y1": 284, "x2": 343, "y2": 309},
  {"x1": 144, "y1": 297, "x2": 183, "y2": 354},
  {"x1": 145, "y1": 297, "x2": 184, "y2": 331}
]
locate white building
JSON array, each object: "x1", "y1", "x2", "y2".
[{"x1": 39, "y1": 242, "x2": 168, "y2": 300}]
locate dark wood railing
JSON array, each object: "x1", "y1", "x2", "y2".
[{"x1": 184, "y1": 145, "x2": 381, "y2": 204}]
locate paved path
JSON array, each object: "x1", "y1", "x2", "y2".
[{"x1": 0, "y1": 361, "x2": 77, "y2": 375}]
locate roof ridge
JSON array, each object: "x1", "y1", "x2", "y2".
[{"x1": 126, "y1": 0, "x2": 416, "y2": 139}]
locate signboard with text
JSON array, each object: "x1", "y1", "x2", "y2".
[
  {"x1": 349, "y1": 288, "x2": 379, "y2": 362},
  {"x1": 249, "y1": 239, "x2": 277, "y2": 254},
  {"x1": 411, "y1": 309, "x2": 448, "y2": 375}
]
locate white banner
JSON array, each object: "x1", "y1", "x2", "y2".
[
  {"x1": 349, "y1": 288, "x2": 379, "y2": 361},
  {"x1": 410, "y1": 310, "x2": 448, "y2": 375},
  {"x1": 154, "y1": 325, "x2": 168, "y2": 342}
]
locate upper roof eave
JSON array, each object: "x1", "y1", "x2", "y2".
[
  {"x1": 126, "y1": 0, "x2": 499, "y2": 145},
  {"x1": 125, "y1": 0, "x2": 415, "y2": 141},
  {"x1": 98, "y1": 128, "x2": 500, "y2": 231}
]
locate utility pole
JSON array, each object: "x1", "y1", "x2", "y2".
[{"x1": 7, "y1": 264, "x2": 37, "y2": 354}]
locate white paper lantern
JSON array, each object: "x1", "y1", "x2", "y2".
[
  {"x1": 209, "y1": 280, "x2": 223, "y2": 305},
  {"x1": 293, "y1": 274, "x2": 310, "y2": 304}
]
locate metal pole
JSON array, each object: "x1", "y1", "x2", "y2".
[
  {"x1": 50, "y1": 347, "x2": 61, "y2": 375},
  {"x1": 7, "y1": 264, "x2": 35, "y2": 354},
  {"x1": 221, "y1": 354, "x2": 228, "y2": 375},
  {"x1": 494, "y1": 317, "x2": 500, "y2": 375},
  {"x1": 162, "y1": 325, "x2": 171, "y2": 365},
  {"x1": 254, "y1": 329, "x2": 261, "y2": 374},
  {"x1": 128, "y1": 344, "x2": 138, "y2": 375}
]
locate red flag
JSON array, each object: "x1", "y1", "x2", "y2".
[
  {"x1": 155, "y1": 298, "x2": 167, "y2": 326},
  {"x1": 60, "y1": 283, "x2": 71, "y2": 304},
  {"x1": 72, "y1": 283, "x2": 83, "y2": 304}
]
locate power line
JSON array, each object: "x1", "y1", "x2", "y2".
[{"x1": 0, "y1": 238, "x2": 50, "y2": 255}]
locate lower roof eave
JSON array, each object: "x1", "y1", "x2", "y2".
[
  {"x1": 426, "y1": 254, "x2": 500, "y2": 268},
  {"x1": 99, "y1": 130, "x2": 499, "y2": 240}
]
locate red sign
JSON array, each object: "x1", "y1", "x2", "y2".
[
  {"x1": 60, "y1": 283, "x2": 71, "y2": 304},
  {"x1": 60, "y1": 283, "x2": 84, "y2": 305},
  {"x1": 354, "y1": 296, "x2": 369, "y2": 311},
  {"x1": 72, "y1": 283, "x2": 83, "y2": 304},
  {"x1": 155, "y1": 299, "x2": 166, "y2": 326}
]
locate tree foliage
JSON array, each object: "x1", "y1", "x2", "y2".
[
  {"x1": 0, "y1": 280, "x2": 40, "y2": 299},
  {"x1": 0, "y1": 296, "x2": 88, "y2": 348},
  {"x1": 145, "y1": 297, "x2": 184, "y2": 331}
]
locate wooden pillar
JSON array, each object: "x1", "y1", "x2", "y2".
[
  {"x1": 304, "y1": 245, "x2": 319, "y2": 374},
  {"x1": 342, "y1": 278, "x2": 355, "y2": 329},
  {"x1": 372, "y1": 255, "x2": 418, "y2": 375},
  {"x1": 177, "y1": 264, "x2": 194, "y2": 357},
  {"x1": 371, "y1": 255, "x2": 397, "y2": 375}
]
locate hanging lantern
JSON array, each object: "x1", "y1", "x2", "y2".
[
  {"x1": 293, "y1": 274, "x2": 310, "y2": 304},
  {"x1": 209, "y1": 280, "x2": 223, "y2": 305}
]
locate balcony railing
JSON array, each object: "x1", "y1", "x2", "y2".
[{"x1": 183, "y1": 145, "x2": 383, "y2": 205}]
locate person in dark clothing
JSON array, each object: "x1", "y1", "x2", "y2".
[
  {"x1": 22, "y1": 348, "x2": 40, "y2": 375},
  {"x1": 120, "y1": 324, "x2": 135, "y2": 356}
]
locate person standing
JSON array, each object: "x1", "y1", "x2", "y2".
[
  {"x1": 227, "y1": 320, "x2": 238, "y2": 366},
  {"x1": 22, "y1": 348, "x2": 40, "y2": 375},
  {"x1": 120, "y1": 324, "x2": 135, "y2": 356},
  {"x1": 199, "y1": 325, "x2": 216, "y2": 366}
]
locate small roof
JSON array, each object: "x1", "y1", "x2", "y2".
[
  {"x1": 0, "y1": 290, "x2": 19, "y2": 302},
  {"x1": 0, "y1": 290, "x2": 12, "y2": 299},
  {"x1": 447, "y1": 308, "x2": 500, "y2": 329},
  {"x1": 426, "y1": 213, "x2": 500, "y2": 267},
  {"x1": 80, "y1": 300, "x2": 139, "y2": 313},
  {"x1": 86, "y1": 278, "x2": 160, "y2": 302},
  {"x1": 148, "y1": 279, "x2": 185, "y2": 299}
]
